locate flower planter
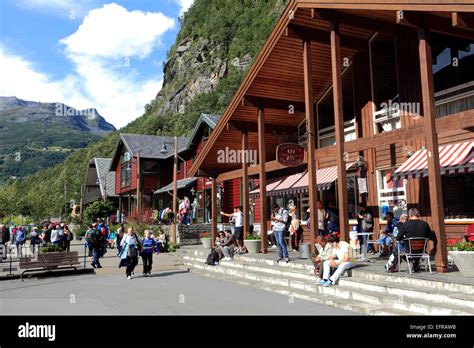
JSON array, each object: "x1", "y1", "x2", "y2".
[
  {"x1": 449, "y1": 251, "x2": 474, "y2": 277},
  {"x1": 244, "y1": 239, "x2": 261, "y2": 254},
  {"x1": 201, "y1": 238, "x2": 212, "y2": 249}
]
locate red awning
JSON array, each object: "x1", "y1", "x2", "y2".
[
  {"x1": 394, "y1": 141, "x2": 474, "y2": 180},
  {"x1": 250, "y1": 163, "x2": 354, "y2": 196}
]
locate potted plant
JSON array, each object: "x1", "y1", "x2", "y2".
[
  {"x1": 199, "y1": 232, "x2": 212, "y2": 249},
  {"x1": 244, "y1": 233, "x2": 261, "y2": 254},
  {"x1": 448, "y1": 239, "x2": 474, "y2": 277}
]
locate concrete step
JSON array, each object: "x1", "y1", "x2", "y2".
[
  {"x1": 180, "y1": 254, "x2": 474, "y2": 315},
  {"x1": 178, "y1": 248, "x2": 473, "y2": 296},
  {"x1": 351, "y1": 268, "x2": 474, "y2": 295}
]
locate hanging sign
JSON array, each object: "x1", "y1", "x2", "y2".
[
  {"x1": 358, "y1": 177, "x2": 368, "y2": 194},
  {"x1": 276, "y1": 143, "x2": 305, "y2": 167}
]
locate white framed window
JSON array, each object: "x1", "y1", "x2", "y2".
[{"x1": 376, "y1": 168, "x2": 407, "y2": 220}]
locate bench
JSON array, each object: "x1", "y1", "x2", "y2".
[{"x1": 19, "y1": 251, "x2": 80, "y2": 280}]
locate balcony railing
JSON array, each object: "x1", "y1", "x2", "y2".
[
  {"x1": 435, "y1": 81, "x2": 474, "y2": 118},
  {"x1": 373, "y1": 106, "x2": 402, "y2": 132},
  {"x1": 318, "y1": 118, "x2": 357, "y2": 148}
]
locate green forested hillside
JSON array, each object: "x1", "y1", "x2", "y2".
[{"x1": 0, "y1": 0, "x2": 287, "y2": 221}]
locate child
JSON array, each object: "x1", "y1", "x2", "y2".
[
  {"x1": 116, "y1": 227, "x2": 124, "y2": 256},
  {"x1": 141, "y1": 230, "x2": 158, "y2": 276}
]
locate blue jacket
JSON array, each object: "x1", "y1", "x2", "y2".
[{"x1": 15, "y1": 230, "x2": 26, "y2": 244}]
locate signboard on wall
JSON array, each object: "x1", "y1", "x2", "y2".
[{"x1": 276, "y1": 143, "x2": 305, "y2": 167}]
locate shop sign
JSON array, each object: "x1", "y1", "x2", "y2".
[{"x1": 276, "y1": 143, "x2": 305, "y2": 167}]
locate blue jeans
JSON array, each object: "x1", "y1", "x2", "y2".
[
  {"x1": 274, "y1": 229, "x2": 288, "y2": 259},
  {"x1": 92, "y1": 247, "x2": 101, "y2": 266}
]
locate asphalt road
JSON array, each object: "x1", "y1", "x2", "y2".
[{"x1": 0, "y1": 262, "x2": 352, "y2": 315}]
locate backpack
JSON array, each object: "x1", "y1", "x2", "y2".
[
  {"x1": 89, "y1": 229, "x2": 104, "y2": 246},
  {"x1": 205, "y1": 249, "x2": 219, "y2": 265}
]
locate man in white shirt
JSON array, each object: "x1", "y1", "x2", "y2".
[
  {"x1": 221, "y1": 206, "x2": 244, "y2": 253},
  {"x1": 319, "y1": 234, "x2": 354, "y2": 286}
]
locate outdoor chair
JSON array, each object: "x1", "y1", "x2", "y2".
[{"x1": 398, "y1": 237, "x2": 432, "y2": 274}]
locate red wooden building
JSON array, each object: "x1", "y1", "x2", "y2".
[{"x1": 189, "y1": 0, "x2": 474, "y2": 272}]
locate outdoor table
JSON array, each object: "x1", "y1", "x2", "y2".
[{"x1": 355, "y1": 232, "x2": 374, "y2": 261}]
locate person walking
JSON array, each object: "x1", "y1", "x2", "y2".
[
  {"x1": 141, "y1": 230, "x2": 158, "y2": 276},
  {"x1": 271, "y1": 203, "x2": 290, "y2": 263},
  {"x1": 119, "y1": 227, "x2": 142, "y2": 279},
  {"x1": 0, "y1": 224, "x2": 10, "y2": 260},
  {"x1": 29, "y1": 227, "x2": 42, "y2": 255},
  {"x1": 89, "y1": 227, "x2": 105, "y2": 269},
  {"x1": 15, "y1": 226, "x2": 27, "y2": 257}
]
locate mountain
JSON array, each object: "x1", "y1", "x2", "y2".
[
  {"x1": 0, "y1": 0, "x2": 287, "y2": 220},
  {"x1": 0, "y1": 96, "x2": 115, "y2": 181}
]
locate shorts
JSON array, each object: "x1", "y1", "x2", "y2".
[{"x1": 233, "y1": 226, "x2": 244, "y2": 240}]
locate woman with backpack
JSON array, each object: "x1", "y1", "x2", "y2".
[{"x1": 119, "y1": 227, "x2": 142, "y2": 279}]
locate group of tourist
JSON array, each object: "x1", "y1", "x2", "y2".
[{"x1": 0, "y1": 222, "x2": 74, "y2": 258}]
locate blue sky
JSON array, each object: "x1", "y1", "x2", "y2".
[{"x1": 0, "y1": 0, "x2": 195, "y2": 128}]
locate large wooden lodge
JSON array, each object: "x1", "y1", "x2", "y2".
[{"x1": 189, "y1": 0, "x2": 474, "y2": 272}]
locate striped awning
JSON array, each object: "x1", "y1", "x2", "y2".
[
  {"x1": 250, "y1": 163, "x2": 354, "y2": 196},
  {"x1": 394, "y1": 141, "x2": 474, "y2": 180}
]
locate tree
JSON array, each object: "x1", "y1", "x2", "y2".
[{"x1": 84, "y1": 200, "x2": 115, "y2": 223}]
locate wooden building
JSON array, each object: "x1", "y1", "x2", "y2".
[
  {"x1": 189, "y1": 0, "x2": 474, "y2": 272},
  {"x1": 83, "y1": 158, "x2": 118, "y2": 206}
]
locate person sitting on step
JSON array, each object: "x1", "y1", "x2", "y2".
[
  {"x1": 219, "y1": 229, "x2": 236, "y2": 261},
  {"x1": 311, "y1": 235, "x2": 333, "y2": 276},
  {"x1": 319, "y1": 234, "x2": 354, "y2": 286}
]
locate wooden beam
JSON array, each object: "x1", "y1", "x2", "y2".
[
  {"x1": 136, "y1": 152, "x2": 141, "y2": 216},
  {"x1": 331, "y1": 20, "x2": 350, "y2": 242},
  {"x1": 242, "y1": 131, "x2": 250, "y2": 237},
  {"x1": 286, "y1": 23, "x2": 368, "y2": 50},
  {"x1": 211, "y1": 178, "x2": 218, "y2": 248},
  {"x1": 242, "y1": 96, "x2": 306, "y2": 113},
  {"x1": 312, "y1": 8, "x2": 394, "y2": 34},
  {"x1": 226, "y1": 120, "x2": 298, "y2": 135},
  {"x1": 303, "y1": 39, "x2": 318, "y2": 254},
  {"x1": 452, "y1": 12, "x2": 474, "y2": 30},
  {"x1": 258, "y1": 107, "x2": 268, "y2": 254},
  {"x1": 396, "y1": 11, "x2": 474, "y2": 39},
  {"x1": 418, "y1": 26, "x2": 448, "y2": 272}
]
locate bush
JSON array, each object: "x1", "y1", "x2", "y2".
[
  {"x1": 39, "y1": 244, "x2": 64, "y2": 253},
  {"x1": 244, "y1": 233, "x2": 260, "y2": 240},
  {"x1": 448, "y1": 240, "x2": 474, "y2": 252}
]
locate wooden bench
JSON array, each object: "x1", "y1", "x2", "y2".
[{"x1": 19, "y1": 251, "x2": 80, "y2": 280}]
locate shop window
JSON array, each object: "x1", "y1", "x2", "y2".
[
  {"x1": 376, "y1": 168, "x2": 407, "y2": 220},
  {"x1": 120, "y1": 151, "x2": 132, "y2": 188},
  {"x1": 442, "y1": 173, "x2": 474, "y2": 219},
  {"x1": 432, "y1": 33, "x2": 474, "y2": 117}
]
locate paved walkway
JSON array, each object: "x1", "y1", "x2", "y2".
[{"x1": 0, "y1": 242, "x2": 352, "y2": 315}]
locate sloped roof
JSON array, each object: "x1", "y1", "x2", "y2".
[
  {"x1": 154, "y1": 177, "x2": 198, "y2": 194},
  {"x1": 94, "y1": 158, "x2": 117, "y2": 198},
  {"x1": 186, "y1": 113, "x2": 222, "y2": 150}
]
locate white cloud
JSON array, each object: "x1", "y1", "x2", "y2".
[
  {"x1": 0, "y1": 4, "x2": 174, "y2": 129},
  {"x1": 175, "y1": 0, "x2": 195, "y2": 15},
  {"x1": 60, "y1": 3, "x2": 175, "y2": 59}
]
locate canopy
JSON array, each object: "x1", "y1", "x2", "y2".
[
  {"x1": 250, "y1": 163, "x2": 354, "y2": 196},
  {"x1": 154, "y1": 177, "x2": 197, "y2": 194},
  {"x1": 394, "y1": 141, "x2": 474, "y2": 180}
]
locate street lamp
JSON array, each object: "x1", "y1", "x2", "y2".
[{"x1": 161, "y1": 136, "x2": 185, "y2": 244}]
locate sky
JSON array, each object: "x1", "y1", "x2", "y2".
[{"x1": 0, "y1": 0, "x2": 195, "y2": 128}]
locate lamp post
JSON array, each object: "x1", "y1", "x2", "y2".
[{"x1": 161, "y1": 136, "x2": 185, "y2": 244}]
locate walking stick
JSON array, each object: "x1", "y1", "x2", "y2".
[{"x1": 83, "y1": 243, "x2": 87, "y2": 270}]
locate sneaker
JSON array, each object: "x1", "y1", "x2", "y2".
[
  {"x1": 276, "y1": 258, "x2": 282, "y2": 263},
  {"x1": 97, "y1": 264, "x2": 102, "y2": 268},
  {"x1": 143, "y1": 273, "x2": 147, "y2": 277},
  {"x1": 91, "y1": 263, "x2": 96, "y2": 268},
  {"x1": 127, "y1": 276, "x2": 132, "y2": 280},
  {"x1": 318, "y1": 279, "x2": 328, "y2": 285},
  {"x1": 148, "y1": 272, "x2": 151, "y2": 276},
  {"x1": 323, "y1": 280, "x2": 334, "y2": 287},
  {"x1": 284, "y1": 257, "x2": 290, "y2": 263}
]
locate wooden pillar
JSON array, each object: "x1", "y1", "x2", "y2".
[
  {"x1": 242, "y1": 131, "x2": 250, "y2": 236},
  {"x1": 258, "y1": 107, "x2": 268, "y2": 253},
  {"x1": 118, "y1": 195, "x2": 122, "y2": 223},
  {"x1": 171, "y1": 137, "x2": 178, "y2": 244},
  {"x1": 136, "y1": 152, "x2": 141, "y2": 216},
  {"x1": 303, "y1": 39, "x2": 318, "y2": 253},
  {"x1": 211, "y1": 178, "x2": 218, "y2": 248},
  {"x1": 330, "y1": 21, "x2": 349, "y2": 241},
  {"x1": 418, "y1": 25, "x2": 448, "y2": 272}
]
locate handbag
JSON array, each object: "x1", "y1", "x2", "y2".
[{"x1": 127, "y1": 245, "x2": 138, "y2": 258}]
